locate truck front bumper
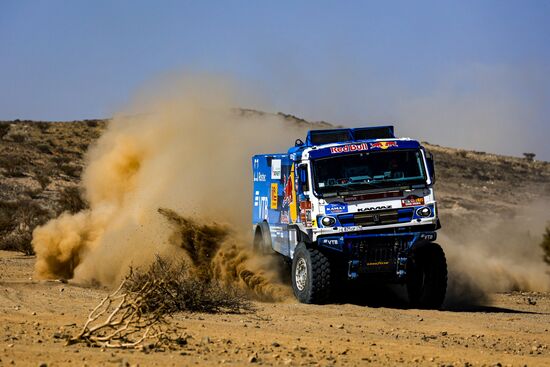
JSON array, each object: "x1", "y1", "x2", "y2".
[{"x1": 316, "y1": 230, "x2": 437, "y2": 280}]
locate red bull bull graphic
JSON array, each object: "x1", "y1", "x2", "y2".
[
  {"x1": 283, "y1": 174, "x2": 293, "y2": 207},
  {"x1": 369, "y1": 141, "x2": 398, "y2": 150}
]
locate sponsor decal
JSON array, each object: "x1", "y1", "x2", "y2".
[
  {"x1": 329, "y1": 143, "x2": 368, "y2": 154},
  {"x1": 369, "y1": 141, "x2": 398, "y2": 150},
  {"x1": 271, "y1": 159, "x2": 281, "y2": 179},
  {"x1": 357, "y1": 205, "x2": 392, "y2": 212},
  {"x1": 259, "y1": 196, "x2": 268, "y2": 220},
  {"x1": 339, "y1": 226, "x2": 363, "y2": 232},
  {"x1": 283, "y1": 174, "x2": 293, "y2": 207},
  {"x1": 420, "y1": 232, "x2": 436, "y2": 241},
  {"x1": 325, "y1": 202, "x2": 348, "y2": 215},
  {"x1": 270, "y1": 183, "x2": 278, "y2": 209},
  {"x1": 280, "y1": 211, "x2": 290, "y2": 224},
  {"x1": 299, "y1": 200, "x2": 313, "y2": 226},
  {"x1": 254, "y1": 172, "x2": 266, "y2": 182},
  {"x1": 401, "y1": 195, "x2": 424, "y2": 207},
  {"x1": 318, "y1": 236, "x2": 344, "y2": 251},
  {"x1": 366, "y1": 261, "x2": 390, "y2": 266}
]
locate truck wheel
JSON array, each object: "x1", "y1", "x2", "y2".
[
  {"x1": 292, "y1": 244, "x2": 331, "y2": 304},
  {"x1": 406, "y1": 242, "x2": 447, "y2": 309},
  {"x1": 253, "y1": 222, "x2": 273, "y2": 254}
]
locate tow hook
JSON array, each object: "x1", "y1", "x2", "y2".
[
  {"x1": 347, "y1": 260, "x2": 360, "y2": 280},
  {"x1": 397, "y1": 256, "x2": 408, "y2": 278}
]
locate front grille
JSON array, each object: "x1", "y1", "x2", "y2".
[
  {"x1": 339, "y1": 208, "x2": 413, "y2": 227},
  {"x1": 350, "y1": 237, "x2": 408, "y2": 273}
]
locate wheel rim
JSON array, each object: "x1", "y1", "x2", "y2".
[{"x1": 295, "y1": 258, "x2": 308, "y2": 291}]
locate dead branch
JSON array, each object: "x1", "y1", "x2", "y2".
[{"x1": 67, "y1": 278, "x2": 178, "y2": 349}]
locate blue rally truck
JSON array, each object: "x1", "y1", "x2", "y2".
[{"x1": 252, "y1": 126, "x2": 447, "y2": 308}]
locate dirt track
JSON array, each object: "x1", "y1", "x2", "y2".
[{"x1": 1, "y1": 251, "x2": 549, "y2": 367}]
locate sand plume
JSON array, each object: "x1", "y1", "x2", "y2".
[{"x1": 32, "y1": 76, "x2": 304, "y2": 300}]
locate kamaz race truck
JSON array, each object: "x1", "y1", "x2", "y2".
[{"x1": 252, "y1": 126, "x2": 447, "y2": 308}]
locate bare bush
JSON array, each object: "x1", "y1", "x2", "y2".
[
  {"x1": 35, "y1": 168, "x2": 52, "y2": 189},
  {"x1": 541, "y1": 225, "x2": 550, "y2": 266},
  {"x1": 85, "y1": 119, "x2": 99, "y2": 128},
  {"x1": 37, "y1": 143, "x2": 53, "y2": 154},
  {"x1": 0, "y1": 201, "x2": 17, "y2": 234},
  {"x1": 35, "y1": 121, "x2": 50, "y2": 133},
  {"x1": 0, "y1": 123, "x2": 10, "y2": 139},
  {"x1": 68, "y1": 256, "x2": 252, "y2": 349},
  {"x1": 125, "y1": 256, "x2": 253, "y2": 314},
  {"x1": 10, "y1": 133, "x2": 26, "y2": 143},
  {"x1": 59, "y1": 163, "x2": 82, "y2": 178},
  {"x1": 0, "y1": 200, "x2": 50, "y2": 255},
  {"x1": 57, "y1": 186, "x2": 87, "y2": 214},
  {"x1": 67, "y1": 280, "x2": 184, "y2": 349},
  {"x1": 0, "y1": 154, "x2": 27, "y2": 177}
]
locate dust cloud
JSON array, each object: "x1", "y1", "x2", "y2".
[
  {"x1": 31, "y1": 74, "x2": 550, "y2": 305},
  {"x1": 441, "y1": 202, "x2": 550, "y2": 307},
  {"x1": 32, "y1": 76, "x2": 304, "y2": 300}
]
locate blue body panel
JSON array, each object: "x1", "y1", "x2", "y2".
[{"x1": 252, "y1": 154, "x2": 295, "y2": 256}]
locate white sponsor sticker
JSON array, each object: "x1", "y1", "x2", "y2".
[{"x1": 271, "y1": 159, "x2": 281, "y2": 179}]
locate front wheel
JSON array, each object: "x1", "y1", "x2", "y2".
[
  {"x1": 406, "y1": 242, "x2": 447, "y2": 309},
  {"x1": 291, "y1": 244, "x2": 331, "y2": 304}
]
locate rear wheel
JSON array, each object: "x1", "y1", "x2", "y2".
[
  {"x1": 253, "y1": 222, "x2": 273, "y2": 254},
  {"x1": 406, "y1": 242, "x2": 447, "y2": 309},
  {"x1": 291, "y1": 244, "x2": 331, "y2": 304}
]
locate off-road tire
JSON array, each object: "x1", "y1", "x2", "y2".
[
  {"x1": 406, "y1": 242, "x2": 447, "y2": 309},
  {"x1": 253, "y1": 222, "x2": 273, "y2": 254},
  {"x1": 291, "y1": 243, "x2": 331, "y2": 304}
]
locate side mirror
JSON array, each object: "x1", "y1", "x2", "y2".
[{"x1": 426, "y1": 152, "x2": 436, "y2": 184}]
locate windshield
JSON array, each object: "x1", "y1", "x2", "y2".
[{"x1": 312, "y1": 149, "x2": 427, "y2": 195}]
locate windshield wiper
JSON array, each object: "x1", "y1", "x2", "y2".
[{"x1": 347, "y1": 181, "x2": 384, "y2": 189}]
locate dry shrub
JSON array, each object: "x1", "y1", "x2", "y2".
[
  {"x1": 10, "y1": 133, "x2": 26, "y2": 143},
  {"x1": 0, "y1": 200, "x2": 50, "y2": 255},
  {"x1": 86, "y1": 119, "x2": 99, "y2": 128},
  {"x1": 125, "y1": 256, "x2": 253, "y2": 314},
  {"x1": 0, "y1": 123, "x2": 10, "y2": 139},
  {"x1": 67, "y1": 279, "x2": 181, "y2": 349},
  {"x1": 0, "y1": 201, "x2": 17, "y2": 234},
  {"x1": 59, "y1": 163, "x2": 82, "y2": 178},
  {"x1": 35, "y1": 168, "x2": 52, "y2": 189},
  {"x1": 52, "y1": 156, "x2": 71, "y2": 165},
  {"x1": 0, "y1": 154, "x2": 27, "y2": 177},
  {"x1": 68, "y1": 256, "x2": 252, "y2": 349},
  {"x1": 35, "y1": 121, "x2": 50, "y2": 132},
  {"x1": 541, "y1": 225, "x2": 550, "y2": 266},
  {"x1": 37, "y1": 143, "x2": 53, "y2": 154},
  {"x1": 57, "y1": 186, "x2": 88, "y2": 214}
]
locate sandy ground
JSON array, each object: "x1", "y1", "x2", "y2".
[{"x1": 1, "y1": 251, "x2": 549, "y2": 367}]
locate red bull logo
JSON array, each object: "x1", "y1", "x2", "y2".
[
  {"x1": 329, "y1": 143, "x2": 368, "y2": 154},
  {"x1": 369, "y1": 141, "x2": 398, "y2": 150}
]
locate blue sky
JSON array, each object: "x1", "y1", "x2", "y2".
[{"x1": 1, "y1": 1, "x2": 549, "y2": 159}]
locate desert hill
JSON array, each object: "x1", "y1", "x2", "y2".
[{"x1": 0, "y1": 115, "x2": 549, "y2": 254}]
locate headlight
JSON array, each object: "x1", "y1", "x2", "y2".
[
  {"x1": 321, "y1": 216, "x2": 336, "y2": 226},
  {"x1": 416, "y1": 206, "x2": 432, "y2": 217}
]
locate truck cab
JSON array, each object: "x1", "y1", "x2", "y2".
[{"x1": 252, "y1": 126, "x2": 447, "y2": 308}]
